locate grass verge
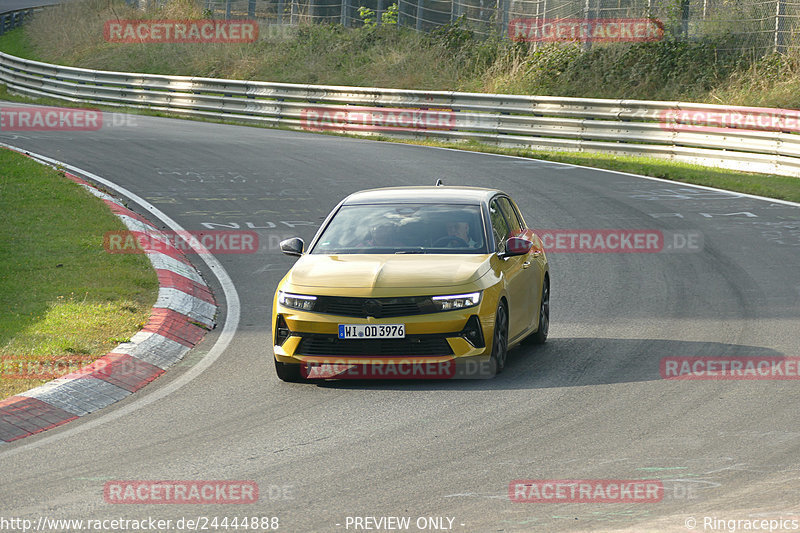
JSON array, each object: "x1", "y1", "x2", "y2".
[
  {"x1": 0, "y1": 27, "x2": 40, "y2": 61},
  {"x1": 0, "y1": 148, "x2": 158, "y2": 399}
]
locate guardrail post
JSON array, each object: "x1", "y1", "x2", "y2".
[
  {"x1": 340, "y1": 0, "x2": 349, "y2": 26},
  {"x1": 415, "y1": 0, "x2": 423, "y2": 31},
  {"x1": 377, "y1": 0, "x2": 383, "y2": 26},
  {"x1": 225, "y1": 0, "x2": 232, "y2": 19},
  {"x1": 0, "y1": 7, "x2": 38, "y2": 35},
  {"x1": 291, "y1": 0, "x2": 299, "y2": 25},
  {"x1": 248, "y1": 0, "x2": 256, "y2": 17},
  {"x1": 775, "y1": 0, "x2": 787, "y2": 54}
]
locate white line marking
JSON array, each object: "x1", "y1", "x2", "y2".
[{"x1": 0, "y1": 142, "x2": 241, "y2": 459}]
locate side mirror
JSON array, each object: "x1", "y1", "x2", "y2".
[
  {"x1": 280, "y1": 237, "x2": 304, "y2": 257},
  {"x1": 502, "y1": 236, "x2": 533, "y2": 257}
]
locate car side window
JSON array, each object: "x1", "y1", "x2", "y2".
[
  {"x1": 489, "y1": 199, "x2": 510, "y2": 253},
  {"x1": 497, "y1": 197, "x2": 522, "y2": 235},
  {"x1": 509, "y1": 200, "x2": 527, "y2": 229}
]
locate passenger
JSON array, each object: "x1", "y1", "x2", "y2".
[{"x1": 366, "y1": 223, "x2": 395, "y2": 247}]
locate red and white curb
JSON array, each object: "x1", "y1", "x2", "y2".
[{"x1": 0, "y1": 171, "x2": 217, "y2": 443}]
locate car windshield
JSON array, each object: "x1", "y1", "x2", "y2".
[{"x1": 311, "y1": 204, "x2": 488, "y2": 254}]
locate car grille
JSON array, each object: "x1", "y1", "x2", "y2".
[
  {"x1": 296, "y1": 334, "x2": 453, "y2": 356},
  {"x1": 313, "y1": 296, "x2": 437, "y2": 318}
]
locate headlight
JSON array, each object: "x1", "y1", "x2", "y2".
[
  {"x1": 431, "y1": 292, "x2": 481, "y2": 311},
  {"x1": 277, "y1": 291, "x2": 317, "y2": 311}
]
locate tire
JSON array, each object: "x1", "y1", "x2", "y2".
[
  {"x1": 274, "y1": 358, "x2": 305, "y2": 382},
  {"x1": 490, "y1": 302, "x2": 509, "y2": 375},
  {"x1": 530, "y1": 278, "x2": 549, "y2": 345}
]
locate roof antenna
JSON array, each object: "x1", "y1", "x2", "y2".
[{"x1": 435, "y1": 179, "x2": 444, "y2": 186}]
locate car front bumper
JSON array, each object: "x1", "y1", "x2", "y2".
[{"x1": 273, "y1": 303, "x2": 496, "y2": 367}]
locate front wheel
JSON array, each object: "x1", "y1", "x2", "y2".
[
  {"x1": 490, "y1": 302, "x2": 509, "y2": 375},
  {"x1": 529, "y1": 279, "x2": 549, "y2": 345}
]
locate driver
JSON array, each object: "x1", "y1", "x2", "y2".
[{"x1": 442, "y1": 218, "x2": 479, "y2": 248}]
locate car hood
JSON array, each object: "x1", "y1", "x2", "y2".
[{"x1": 286, "y1": 254, "x2": 492, "y2": 289}]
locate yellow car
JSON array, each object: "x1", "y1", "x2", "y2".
[{"x1": 272, "y1": 186, "x2": 549, "y2": 381}]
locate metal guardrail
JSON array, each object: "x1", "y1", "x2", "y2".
[
  {"x1": 2, "y1": 48, "x2": 800, "y2": 177},
  {"x1": 0, "y1": 7, "x2": 37, "y2": 35}
]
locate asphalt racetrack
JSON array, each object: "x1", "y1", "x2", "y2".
[{"x1": 1, "y1": 108, "x2": 800, "y2": 532}]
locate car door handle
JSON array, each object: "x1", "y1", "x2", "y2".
[{"x1": 523, "y1": 261, "x2": 531, "y2": 269}]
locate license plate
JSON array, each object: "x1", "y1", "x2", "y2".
[{"x1": 338, "y1": 324, "x2": 405, "y2": 339}]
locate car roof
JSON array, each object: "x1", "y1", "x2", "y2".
[{"x1": 341, "y1": 186, "x2": 506, "y2": 205}]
